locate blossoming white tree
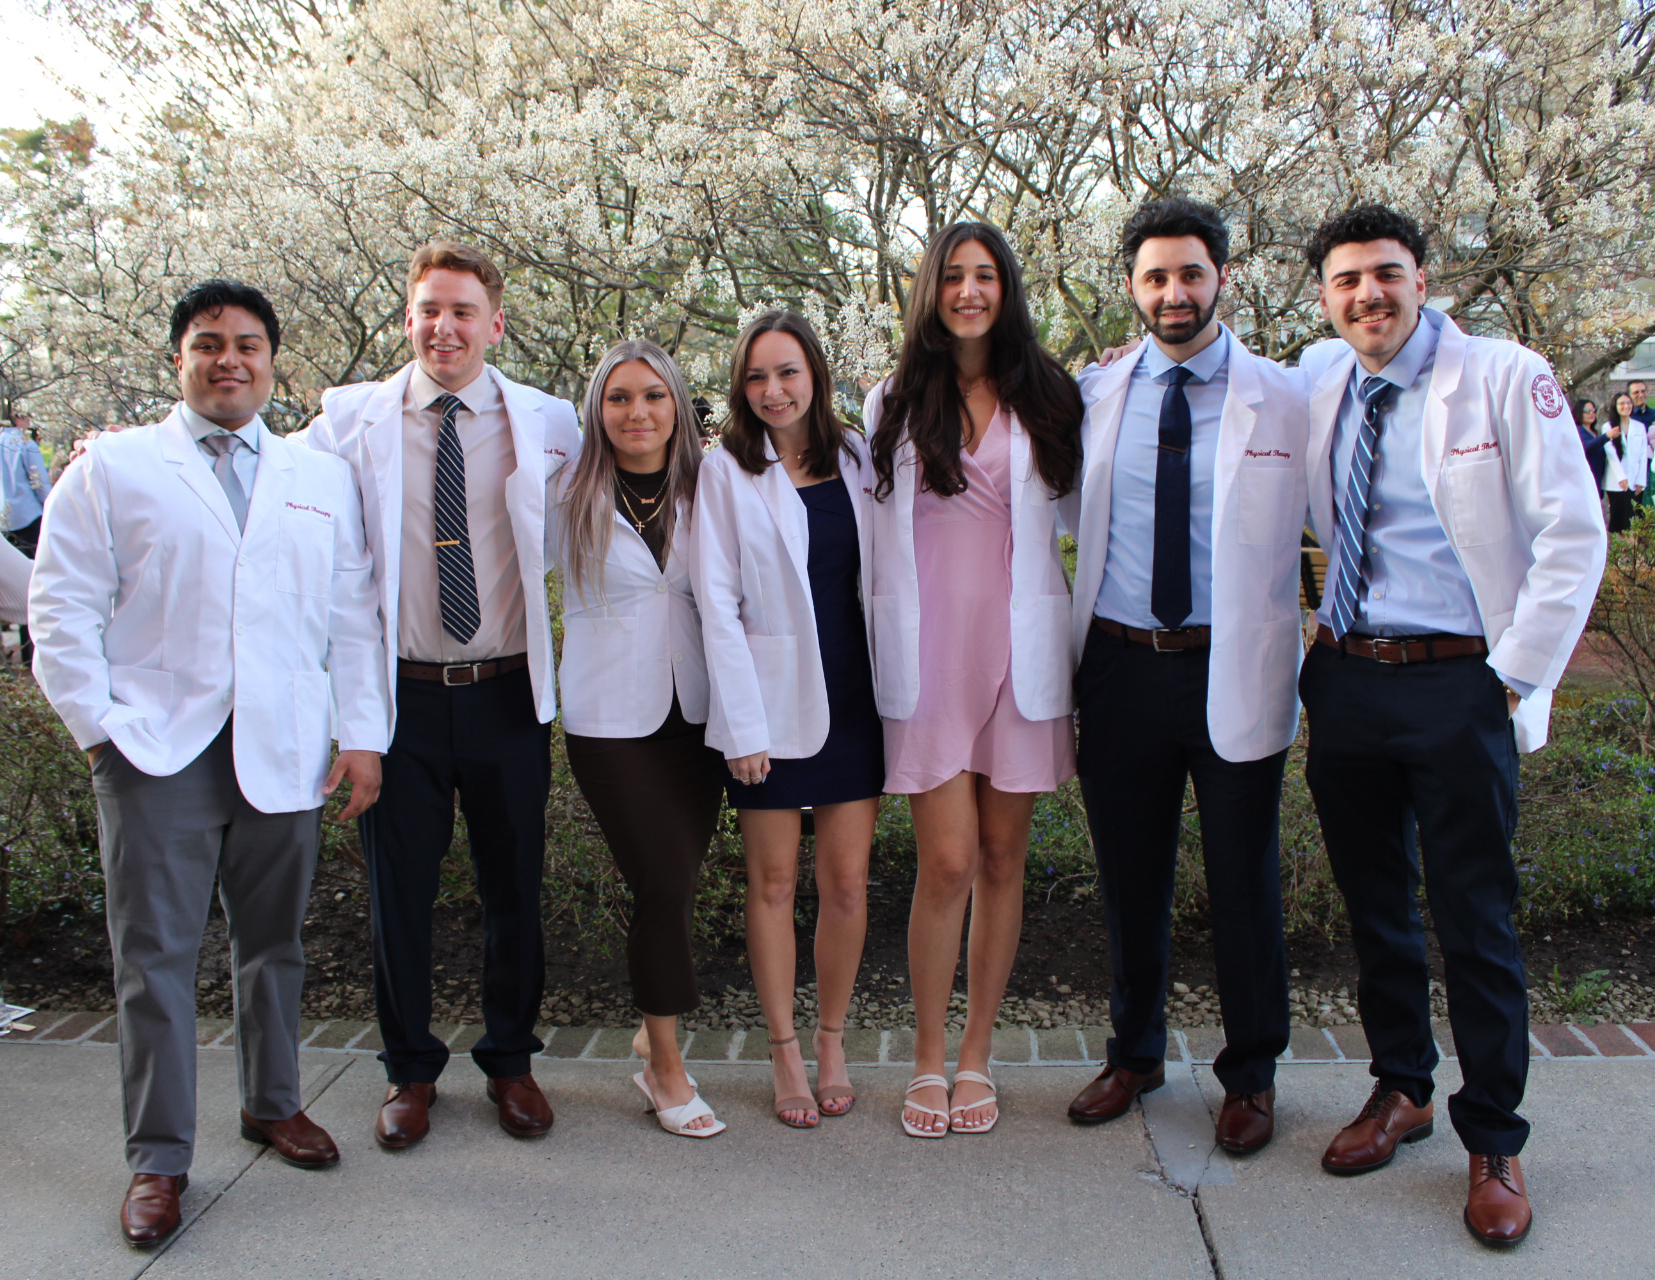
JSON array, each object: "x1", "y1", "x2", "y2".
[{"x1": 5, "y1": 0, "x2": 1653, "y2": 432}]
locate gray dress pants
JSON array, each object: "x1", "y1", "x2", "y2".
[{"x1": 91, "y1": 720, "x2": 321, "y2": 1175}]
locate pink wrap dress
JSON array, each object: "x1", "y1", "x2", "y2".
[{"x1": 882, "y1": 408, "x2": 1077, "y2": 795}]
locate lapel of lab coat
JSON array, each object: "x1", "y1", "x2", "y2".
[
  {"x1": 156, "y1": 407, "x2": 246, "y2": 546},
  {"x1": 242, "y1": 419, "x2": 294, "y2": 542},
  {"x1": 756, "y1": 435, "x2": 811, "y2": 593},
  {"x1": 1211, "y1": 333, "x2": 1268, "y2": 540}
]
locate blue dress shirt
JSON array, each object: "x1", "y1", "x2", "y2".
[
  {"x1": 1317, "y1": 308, "x2": 1532, "y2": 696},
  {"x1": 0, "y1": 425, "x2": 51, "y2": 532},
  {"x1": 1094, "y1": 327, "x2": 1230, "y2": 629},
  {"x1": 181, "y1": 403, "x2": 262, "y2": 498}
]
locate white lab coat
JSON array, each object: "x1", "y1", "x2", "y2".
[
  {"x1": 0, "y1": 535, "x2": 30, "y2": 625},
  {"x1": 305, "y1": 362, "x2": 581, "y2": 736},
  {"x1": 28, "y1": 408, "x2": 389, "y2": 812},
  {"x1": 863, "y1": 380, "x2": 1074, "y2": 724},
  {"x1": 1302, "y1": 310, "x2": 1607, "y2": 752},
  {"x1": 1620, "y1": 414, "x2": 1648, "y2": 491},
  {"x1": 690, "y1": 434, "x2": 876, "y2": 760},
  {"x1": 1065, "y1": 333, "x2": 1312, "y2": 762},
  {"x1": 550, "y1": 486, "x2": 709, "y2": 739}
]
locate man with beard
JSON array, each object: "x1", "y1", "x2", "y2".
[
  {"x1": 1062, "y1": 198, "x2": 1308, "y2": 1154},
  {"x1": 1298, "y1": 206, "x2": 1602, "y2": 1246}
]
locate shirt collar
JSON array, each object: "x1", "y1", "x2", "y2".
[
  {"x1": 180, "y1": 403, "x2": 261, "y2": 451},
  {"x1": 1363, "y1": 309, "x2": 1439, "y2": 393},
  {"x1": 1142, "y1": 324, "x2": 1230, "y2": 384},
  {"x1": 407, "y1": 363, "x2": 498, "y2": 417}
]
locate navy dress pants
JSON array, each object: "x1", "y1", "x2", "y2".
[
  {"x1": 1076, "y1": 625, "x2": 1290, "y2": 1096},
  {"x1": 1299, "y1": 642, "x2": 1528, "y2": 1156},
  {"x1": 358, "y1": 666, "x2": 551, "y2": 1084}
]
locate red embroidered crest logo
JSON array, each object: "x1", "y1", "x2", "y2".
[{"x1": 1531, "y1": 373, "x2": 1564, "y2": 419}]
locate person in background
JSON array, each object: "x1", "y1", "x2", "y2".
[
  {"x1": 692, "y1": 311, "x2": 882, "y2": 1129},
  {"x1": 1574, "y1": 399, "x2": 1610, "y2": 497},
  {"x1": 2, "y1": 410, "x2": 52, "y2": 664},
  {"x1": 1628, "y1": 381, "x2": 1655, "y2": 504},
  {"x1": 1298, "y1": 205, "x2": 1604, "y2": 1247},
  {"x1": 1604, "y1": 393, "x2": 1639, "y2": 532},
  {"x1": 0, "y1": 536, "x2": 33, "y2": 631},
  {"x1": 866, "y1": 221, "x2": 1082, "y2": 1138},
  {"x1": 29, "y1": 280, "x2": 388, "y2": 1247},
  {"x1": 555, "y1": 340, "x2": 728, "y2": 1139},
  {"x1": 306, "y1": 242, "x2": 579, "y2": 1151}
]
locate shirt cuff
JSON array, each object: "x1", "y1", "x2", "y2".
[{"x1": 1493, "y1": 669, "x2": 1536, "y2": 701}]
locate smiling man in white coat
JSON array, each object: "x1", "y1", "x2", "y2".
[
  {"x1": 1063, "y1": 199, "x2": 1308, "y2": 1155},
  {"x1": 29, "y1": 280, "x2": 389, "y2": 1247},
  {"x1": 1298, "y1": 206, "x2": 1604, "y2": 1246},
  {"x1": 306, "y1": 242, "x2": 580, "y2": 1149}
]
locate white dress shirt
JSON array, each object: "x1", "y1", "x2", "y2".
[
  {"x1": 180, "y1": 404, "x2": 261, "y2": 497},
  {"x1": 398, "y1": 365, "x2": 528, "y2": 663},
  {"x1": 1093, "y1": 328, "x2": 1229, "y2": 628}
]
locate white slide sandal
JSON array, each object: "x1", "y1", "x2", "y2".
[
  {"x1": 632, "y1": 1071, "x2": 727, "y2": 1138},
  {"x1": 902, "y1": 1073, "x2": 951, "y2": 1138},
  {"x1": 949, "y1": 1069, "x2": 999, "y2": 1134}
]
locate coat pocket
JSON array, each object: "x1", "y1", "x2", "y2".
[
  {"x1": 107, "y1": 664, "x2": 174, "y2": 719},
  {"x1": 1443, "y1": 458, "x2": 1512, "y2": 547},
  {"x1": 747, "y1": 633, "x2": 802, "y2": 749},
  {"x1": 1235, "y1": 466, "x2": 1299, "y2": 546},
  {"x1": 560, "y1": 614, "x2": 639, "y2": 728},
  {"x1": 276, "y1": 510, "x2": 334, "y2": 597}
]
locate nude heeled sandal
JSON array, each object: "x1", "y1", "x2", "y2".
[
  {"x1": 949, "y1": 1069, "x2": 999, "y2": 1134},
  {"x1": 812, "y1": 1026, "x2": 856, "y2": 1117},
  {"x1": 902, "y1": 1074, "x2": 951, "y2": 1138},
  {"x1": 768, "y1": 1035, "x2": 819, "y2": 1129}
]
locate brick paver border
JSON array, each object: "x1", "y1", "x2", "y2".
[{"x1": 9, "y1": 1013, "x2": 1655, "y2": 1066}]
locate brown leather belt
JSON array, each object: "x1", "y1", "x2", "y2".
[
  {"x1": 1315, "y1": 624, "x2": 1487, "y2": 664},
  {"x1": 1093, "y1": 616, "x2": 1211, "y2": 651},
  {"x1": 398, "y1": 652, "x2": 529, "y2": 686}
]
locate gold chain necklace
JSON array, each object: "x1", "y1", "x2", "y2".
[{"x1": 616, "y1": 479, "x2": 665, "y2": 533}]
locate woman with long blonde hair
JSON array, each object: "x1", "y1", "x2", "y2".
[{"x1": 553, "y1": 339, "x2": 727, "y2": 1137}]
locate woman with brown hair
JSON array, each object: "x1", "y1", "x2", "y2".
[
  {"x1": 866, "y1": 222, "x2": 1083, "y2": 1137},
  {"x1": 552, "y1": 339, "x2": 726, "y2": 1137},
  {"x1": 691, "y1": 310, "x2": 883, "y2": 1128}
]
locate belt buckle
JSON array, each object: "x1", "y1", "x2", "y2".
[
  {"x1": 1151, "y1": 628, "x2": 1177, "y2": 653},
  {"x1": 441, "y1": 662, "x2": 482, "y2": 686},
  {"x1": 1374, "y1": 639, "x2": 1410, "y2": 665}
]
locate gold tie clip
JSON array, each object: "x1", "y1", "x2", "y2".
[{"x1": 434, "y1": 539, "x2": 461, "y2": 547}]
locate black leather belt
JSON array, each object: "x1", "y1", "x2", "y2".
[
  {"x1": 1315, "y1": 624, "x2": 1488, "y2": 664},
  {"x1": 398, "y1": 653, "x2": 529, "y2": 686}
]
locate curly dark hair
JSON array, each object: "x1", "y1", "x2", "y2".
[
  {"x1": 1305, "y1": 205, "x2": 1428, "y2": 278},
  {"x1": 869, "y1": 222, "x2": 1081, "y2": 500},
  {"x1": 168, "y1": 279, "x2": 281, "y2": 353},
  {"x1": 1121, "y1": 198, "x2": 1230, "y2": 272}
]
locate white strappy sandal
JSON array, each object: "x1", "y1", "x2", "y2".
[
  {"x1": 902, "y1": 1073, "x2": 951, "y2": 1138},
  {"x1": 949, "y1": 1069, "x2": 999, "y2": 1134},
  {"x1": 632, "y1": 1071, "x2": 727, "y2": 1139}
]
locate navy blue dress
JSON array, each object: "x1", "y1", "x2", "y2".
[{"x1": 725, "y1": 476, "x2": 885, "y2": 809}]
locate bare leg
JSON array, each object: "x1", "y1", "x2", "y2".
[
  {"x1": 952, "y1": 780, "x2": 1037, "y2": 1129},
  {"x1": 809, "y1": 799, "x2": 876, "y2": 1112},
  {"x1": 640, "y1": 1013, "x2": 714, "y2": 1131},
  {"x1": 903, "y1": 772, "x2": 980, "y2": 1134},
  {"x1": 739, "y1": 808, "x2": 816, "y2": 1126}
]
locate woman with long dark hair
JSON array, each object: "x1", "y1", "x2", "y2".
[
  {"x1": 1574, "y1": 398, "x2": 1610, "y2": 496},
  {"x1": 553, "y1": 340, "x2": 727, "y2": 1137},
  {"x1": 691, "y1": 310, "x2": 883, "y2": 1128},
  {"x1": 1604, "y1": 392, "x2": 1638, "y2": 533},
  {"x1": 866, "y1": 222, "x2": 1082, "y2": 1137}
]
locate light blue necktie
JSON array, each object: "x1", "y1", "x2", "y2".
[
  {"x1": 1329, "y1": 376, "x2": 1396, "y2": 641},
  {"x1": 201, "y1": 433, "x2": 249, "y2": 533}
]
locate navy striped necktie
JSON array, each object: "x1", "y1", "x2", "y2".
[
  {"x1": 432, "y1": 393, "x2": 481, "y2": 644},
  {"x1": 1328, "y1": 375, "x2": 1397, "y2": 640}
]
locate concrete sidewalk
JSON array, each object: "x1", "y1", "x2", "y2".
[{"x1": 3, "y1": 1035, "x2": 1651, "y2": 1279}]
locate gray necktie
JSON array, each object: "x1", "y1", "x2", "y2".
[{"x1": 201, "y1": 433, "x2": 249, "y2": 532}]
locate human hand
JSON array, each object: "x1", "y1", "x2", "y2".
[
  {"x1": 1608, "y1": 423, "x2": 1622, "y2": 440},
  {"x1": 1091, "y1": 338, "x2": 1143, "y2": 371},
  {"x1": 1506, "y1": 688, "x2": 1519, "y2": 719},
  {"x1": 85, "y1": 741, "x2": 107, "y2": 767},
  {"x1": 728, "y1": 751, "x2": 770, "y2": 787},
  {"x1": 325, "y1": 749, "x2": 383, "y2": 821}
]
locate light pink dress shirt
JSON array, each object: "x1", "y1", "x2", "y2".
[{"x1": 399, "y1": 364, "x2": 528, "y2": 663}]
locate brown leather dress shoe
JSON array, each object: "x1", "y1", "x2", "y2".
[
  {"x1": 1216, "y1": 1087, "x2": 1275, "y2": 1154},
  {"x1": 121, "y1": 1172, "x2": 187, "y2": 1248},
  {"x1": 1321, "y1": 1084, "x2": 1434, "y2": 1174},
  {"x1": 487, "y1": 1073, "x2": 554, "y2": 1138},
  {"x1": 240, "y1": 1108, "x2": 341, "y2": 1168},
  {"x1": 1465, "y1": 1153, "x2": 1531, "y2": 1246},
  {"x1": 1067, "y1": 1063, "x2": 1165, "y2": 1125},
  {"x1": 376, "y1": 1082, "x2": 437, "y2": 1150}
]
